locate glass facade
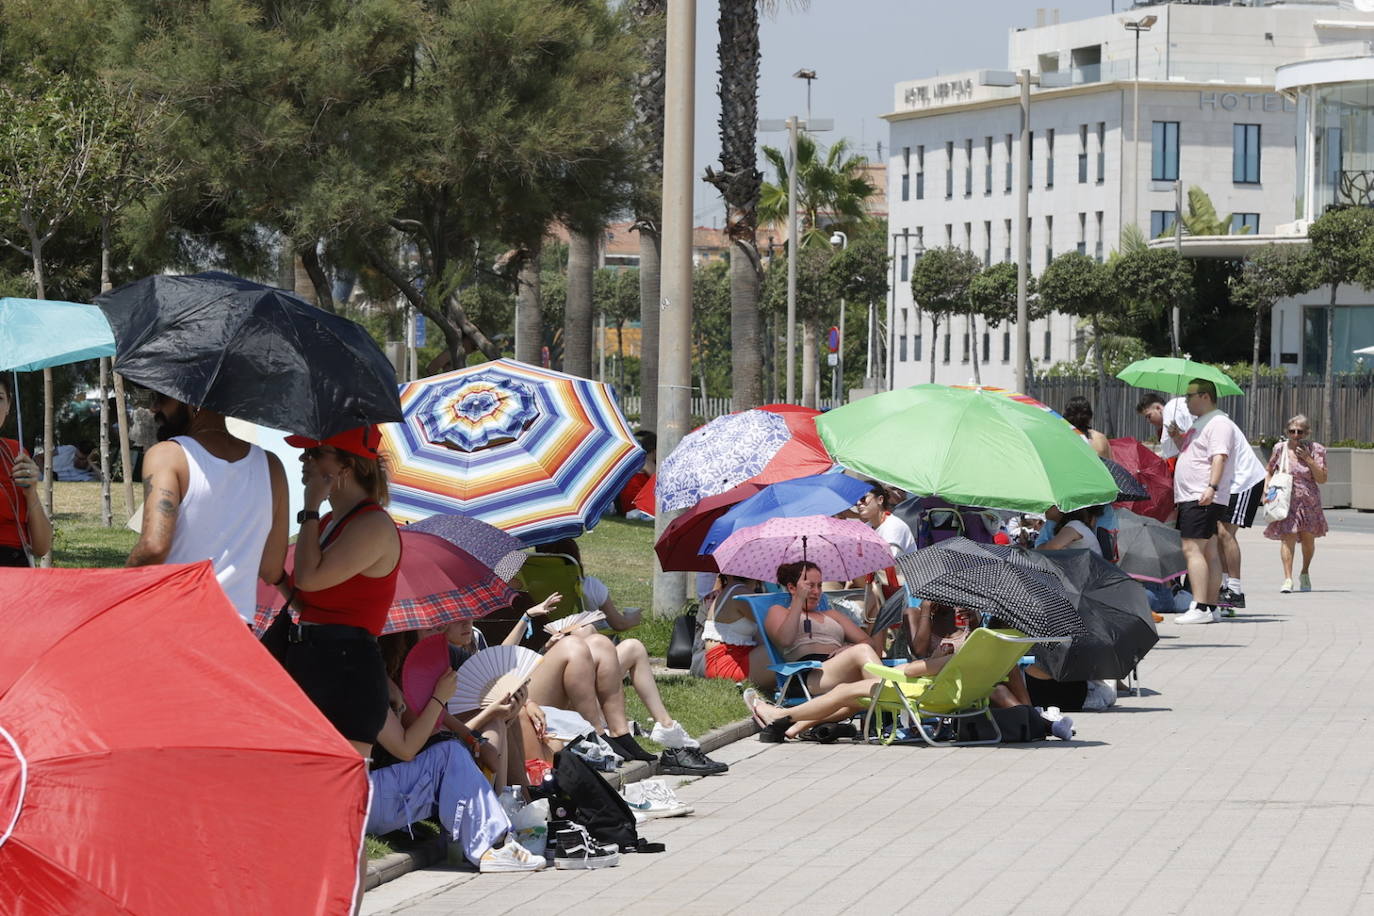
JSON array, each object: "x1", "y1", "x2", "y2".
[
  {"x1": 1310, "y1": 81, "x2": 1374, "y2": 215},
  {"x1": 1304, "y1": 305, "x2": 1374, "y2": 375}
]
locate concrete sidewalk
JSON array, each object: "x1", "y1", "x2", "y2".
[{"x1": 365, "y1": 523, "x2": 1371, "y2": 916}]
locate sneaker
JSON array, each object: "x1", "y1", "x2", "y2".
[
  {"x1": 1176, "y1": 603, "x2": 1214, "y2": 625},
  {"x1": 1227, "y1": 589, "x2": 1246, "y2": 609},
  {"x1": 1050, "y1": 716, "x2": 1075, "y2": 741},
  {"x1": 1210, "y1": 603, "x2": 1223, "y2": 623},
  {"x1": 552, "y1": 821, "x2": 620, "y2": 870},
  {"x1": 622, "y1": 778, "x2": 693, "y2": 818},
  {"x1": 650, "y1": 720, "x2": 699, "y2": 749},
  {"x1": 479, "y1": 840, "x2": 547, "y2": 873},
  {"x1": 1299, "y1": 573, "x2": 1312, "y2": 592},
  {"x1": 1219, "y1": 605, "x2": 1236, "y2": 618},
  {"x1": 657, "y1": 745, "x2": 728, "y2": 776},
  {"x1": 1280, "y1": 578, "x2": 1293, "y2": 594}
]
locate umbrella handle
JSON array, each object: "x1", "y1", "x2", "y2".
[
  {"x1": 801, "y1": 534, "x2": 807, "y2": 565},
  {"x1": 11, "y1": 372, "x2": 22, "y2": 449}
]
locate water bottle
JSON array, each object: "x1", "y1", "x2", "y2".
[{"x1": 498, "y1": 785, "x2": 524, "y2": 819}]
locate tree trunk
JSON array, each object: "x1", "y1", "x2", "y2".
[
  {"x1": 801, "y1": 319, "x2": 818, "y2": 409},
  {"x1": 929, "y1": 317, "x2": 939, "y2": 384},
  {"x1": 563, "y1": 231, "x2": 596, "y2": 378},
  {"x1": 1092, "y1": 314, "x2": 1114, "y2": 437},
  {"x1": 515, "y1": 243, "x2": 543, "y2": 365},
  {"x1": 1323, "y1": 283, "x2": 1337, "y2": 441},
  {"x1": 968, "y1": 314, "x2": 982, "y2": 385},
  {"x1": 299, "y1": 243, "x2": 337, "y2": 313},
  {"x1": 637, "y1": 229, "x2": 661, "y2": 429},
  {"x1": 98, "y1": 214, "x2": 113, "y2": 528},
  {"x1": 729, "y1": 241, "x2": 763, "y2": 412},
  {"x1": 615, "y1": 319, "x2": 626, "y2": 392},
  {"x1": 1247, "y1": 306, "x2": 1263, "y2": 435}
]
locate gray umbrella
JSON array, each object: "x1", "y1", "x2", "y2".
[
  {"x1": 1114, "y1": 507, "x2": 1187, "y2": 584},
  {"x1": 1033, "y1": 549, "x2": 1159, "y2": 681}
]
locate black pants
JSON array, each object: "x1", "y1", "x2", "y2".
[
  {"x1": 283, "y1": 634, "x2": 390, "y2": 745},
  {"x1": 0, "y1": 546, "x2": 30, "y2": 567}
]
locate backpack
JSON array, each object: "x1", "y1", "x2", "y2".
[
  {"x1": 551, "y1": 750, "x2": 641, "y2": 851},
  {"x1": 955, "y1": 705, "x2": 1050, "y2": 743}
]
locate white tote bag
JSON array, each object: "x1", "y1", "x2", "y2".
[{"x1": 1262, "y1": 445, "x2": 1292, "y2": 524}]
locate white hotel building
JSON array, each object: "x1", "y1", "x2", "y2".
[{"x1": 882, "y1": 0, "x2": 1374, "y2": 390}]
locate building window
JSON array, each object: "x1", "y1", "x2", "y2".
[
  {"x1": 1096, "y1": 122, "x2": 1106, "y2": 183},
  {"x1": 1043, "y1": 328, "x2": 1052, "y2": 362},
  {"x1": 961, "y1": 332, "x2": 970, "y2": 364},
  {"x1": 945, "y1": 141, "x2": 954, "y2": 199},
  {"x1": 1231, "y1": 212, "x2": 1260, "y2": 234},
  {"x1": 942, "y1": 333, "x2": 951, "y2": 364},
  {"x1": 900, "y1": 253, "x2": 909, "y2": 282},
  {"x1": 1044, "y1": 214, "x2": 1053, "y2": 265},
  {"x1": 964, "y1": 139, "x2": 973, "y2": 197},
  {"x1": 1152, "y1": 121, "x2": 1179, "y2": 181},
  {"x1": 984, "y1": 136, "x2": 993, "y2": 195},
  {"x1": 982, "y1": 331, "x2": 991, "y2": 364},
  {"x1": 916, "y1": 145, "x2": 925, "y2": 200},
  {"x1": 963, "y1": 222, "x2": 972, "y2": 252},
  {"x1": 1233, "y1": 124, "x2": 1261, "y2": 184},
  {"x1": 1028, "y1": 130, "x2": 1034, "y2": 186},
  {"x1": 1005, "y1": 134, "x2": 1013, "y2": 192},
  {"x1": 1045, "y1": 128, "x2": 1054, "y2": 189},
  {"x1": 1078, "y1": 124, "x2": 1089, "y2": 183},
  {"x1": 1004, "y1": 218, "x2": 1012, "y2": 263},
  {"x1": 983, "y1": 220, "x2": 992, "y2": 267},
  {"x1": 1150, "y1": 210, "x2": 1177, "y2": 238},
  {"x1": 945, "y1": 224, "x2": 953, "y2": 247},
  {"x1": 899, "y1": 309, "x2": 909, "y2": 362},
  {"x1": 1002, "y1": 330, "x2": 1011, "y2": 363},
  {"x1": 914, "y1": 333, "x2": 922, "y2": 361},
  {"x1": 1076, "y1": 212, "x2": 1087, "y2": 256},
  {"x1": 1094, "y1": 211, "x2": 1104, "y2": 261},
  {"x1": 901, "y1": 146, "x2": 910, "y2": 201}
]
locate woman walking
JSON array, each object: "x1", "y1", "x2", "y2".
[{"x1": 1262, "y1": 415, "x2": 1328, "y2": 593}]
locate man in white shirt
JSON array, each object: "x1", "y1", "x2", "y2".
[
  {"x1": 1135, "y1": 392, "x2": 1192, "y2": 459},
  {"x1": 1214, "y1": 414, "x2": 1267, "y2": 614}
]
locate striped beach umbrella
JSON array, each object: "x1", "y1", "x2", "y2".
[{"x1": 380, "y1": 359, "x2": 643, "y2": 545}]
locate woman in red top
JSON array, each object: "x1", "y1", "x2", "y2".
[
  {"x1": 281, "y1": 425, "x2": 401, "y2": 759},
  {"x1": 0, "y1": 376, "x2": 52, "y2": 565}
]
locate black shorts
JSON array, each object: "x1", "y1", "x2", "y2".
[
  {"x1": 1226, "y1": 479, "x2": 1265, "y2": 528},
  {"x1": 1176, "y1": 500, "x2": 1227, "y2": 540},
  {"x1": 284, "y1": 634, "x2": 389, "y2": 744}
]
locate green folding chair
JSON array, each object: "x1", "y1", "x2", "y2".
[{"x1": 860, "y1": 628, "x2": 1071, "y2": 747}]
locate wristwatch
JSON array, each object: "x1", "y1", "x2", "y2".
[{"x1": 297, "y1": 509, "x2": 321, "y2": 524}]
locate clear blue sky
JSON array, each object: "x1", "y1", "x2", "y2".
[{"x1": 690, "y1": 0, "x2": 1111, "y2": 225}]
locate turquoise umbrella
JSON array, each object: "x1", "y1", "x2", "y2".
[{"x1": 0, "y1": 297, "x2": 115, "y2": 373}]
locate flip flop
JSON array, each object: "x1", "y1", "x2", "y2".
[{"x1": 743, "y1": 688, "x2": 794, "y2": 742}]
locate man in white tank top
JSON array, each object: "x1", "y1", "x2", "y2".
[{"x1": 126, "y1": 392, "x2": 289, "y2": 623}]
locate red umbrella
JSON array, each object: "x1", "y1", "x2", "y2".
[
  {"x1": 1110, "y1": 437, "x2": 1174, "y2": 523},
  {"x1": 633, "y1": 404, "x2": 832, "y2": 515},
  {"x1": 0, "y1": 562, "x2": 368, "y2": 915},
  {"x1": 653, "y1": 481, "x2": 767, "y2": 573},
  {"x1": 253, "y1": 528, "x2": 518, "y2": 635}
]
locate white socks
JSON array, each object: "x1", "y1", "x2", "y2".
[{"x1": 1227, "y1": 577, "x2": 1243, "y2": 594}]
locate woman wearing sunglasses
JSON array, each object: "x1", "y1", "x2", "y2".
[{"x1": 1262, "y1": 415, "x2": 1328, "y2": 593}]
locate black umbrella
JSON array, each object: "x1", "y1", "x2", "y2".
[
  {"x1": 1114, "y1": 507, "x2": 1187, "y2": 584},
  {"x1": 1032, "y1": 549, "x2": 1158, "y2": 680},
  {"x1": 1102, "y1": 457, "x2": 1149, "y2": 503},
  {"x1": 894, "y1": 538, "x2": 1085, "y2": 639},
  {"x1": 96, "y1": 272, "x2": 403, "y2": 440}
]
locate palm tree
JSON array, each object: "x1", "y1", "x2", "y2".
[
  {"x1": 758, "y1": 133, "x2": 875, "y2": 405},
  {"x1": 630, "y1": 0, "x2": 665, "y2": 428}
]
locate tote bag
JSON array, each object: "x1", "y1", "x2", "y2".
[{"x1": 1261, "y1": 445, "x2": 1292, "y2": 524}]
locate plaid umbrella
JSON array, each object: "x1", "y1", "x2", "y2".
[
  {"x1": 1114, "y1": 507, "x2": 1187, "y2": 584},
  {"x1": 380, "y1": 359, "x2": 643, "y2": 545},
  {"x1": 648, "y1": 404, "x2": 833, "y2": 514},
  {"x1": 404, "y1": 513, "x2": 528, "y2": 583},
  {"x1": 252, "y1": 529, "x2": 516, "y2": 635},
  {"x1": 1103, "y1": 457, "x2": 1149, "y2": 503},
  {"x1": 712, "y1": 515, "x2": 892, "y2": 584},
  {"x1": 1033, "y1": 549, "x2": 1159, "y2": 680},
  {"x1": 895, "y1": 538, "x2": 1085, "y2": 638}
]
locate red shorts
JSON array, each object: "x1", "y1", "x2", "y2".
[{"x1": 704, "y1": 643, "x2": 752, "y2": 681}]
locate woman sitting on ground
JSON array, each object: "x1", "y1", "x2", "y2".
[
  {"x1": 1063, "y1": 395, "x2": 1112, "y2": 459},
  {"x1": 1038, "y1": 505, "x2": 1106, "y2": 555},
  {"x1": 701, "y1": 573, "x2": 772, "y2": 689},
  {"x1": 369, "y1": 655, "x2": 544, "y2": 873}
]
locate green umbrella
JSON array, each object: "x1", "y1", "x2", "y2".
[
  {"x1": 1116, "y1": 356, "x2": 1243, "y2": 398},
  {"x1": 815, "y1": 384, "x2": 1119, "y2": 513}
]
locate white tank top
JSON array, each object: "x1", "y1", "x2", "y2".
[
  {"x1": 1064, "y1": 520, "x2": 1103, "y2": 556},
  {"x1": 164, "y1": 436, "x2": 273, "y2": 622}
]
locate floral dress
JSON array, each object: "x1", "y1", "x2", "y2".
[{"x1": 1263, "y1": 441, "x2": 1328, "y2": 540}]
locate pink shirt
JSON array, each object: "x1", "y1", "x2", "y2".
[{"x1": 1173, "y1": 411, "x2": 1237, "y2": 503}]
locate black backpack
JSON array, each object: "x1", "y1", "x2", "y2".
[{"x1": 551, "y1": 750, "x2": 642, "y2": 851}]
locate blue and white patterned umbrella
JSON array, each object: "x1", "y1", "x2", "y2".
[
  {"x1": 380, "y1": 359, "x2": 643, "y2": 545},
  {"x1": 655, "y1": 410, "x2": 795, "y2": 512}
]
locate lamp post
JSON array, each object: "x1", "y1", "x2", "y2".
[
  {"x1": 1124, "y1": 14, "x2": 1158, "y2": 238},
  {"x1": 829, "y1": 230, "x2": 847, "y2": 405},
  {"x1": 794, "y1": 68, "x2": 816, "y2": 123}
]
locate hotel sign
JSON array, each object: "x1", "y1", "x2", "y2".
[
  {"x1": 1198, "y1": 91, "x2": 1295, "y2": 113},
  {"x1": 904, "y1": 78, "x2": 975, "y2": 108}
]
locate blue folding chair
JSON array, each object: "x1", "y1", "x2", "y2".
[{"x1": 736, "y1": 594, "x2": 825, "y2": 706}]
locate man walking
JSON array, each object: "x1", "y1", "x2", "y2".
[
  {"x1": 1135, "y1": 391, "x2": 1191, "y2": 464},
  {"x1": 127, "y1": 392, "x2": 289, "y2": 623},
  {"x1": 1172, "y1": 379, "x2": 1241, "y2": 625},
  {"x1": 1215, "y1": 414, "x2": 1267, "y2": 615}
]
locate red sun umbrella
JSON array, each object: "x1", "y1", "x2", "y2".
[
  {"x1": 653, "y1": 481, "x2": 767, "y2": 573},
  {"x1": 1110, "y1": 437, "x2": 1174, "y2": 523},
  {"x1": 253, "y1": 528, "x2": 518, "y2": 635},
  {"x1": 633, "y1": 404, "x2": 832, "y2": 515},
  {"x1": 0, "y1": 562, "x2": 369, "y2": 915}
]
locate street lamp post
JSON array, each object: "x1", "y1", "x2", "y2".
[
  {"x1": 829, "y1": 230, "x2": 847, "y2": 406},
  {"x1": 1124, "y1": 14, "x2": 1157, "y2": 238}
]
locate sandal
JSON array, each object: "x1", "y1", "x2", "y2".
[{"x1": 743, "y1": 688, "x2": 794, "y2": 742}]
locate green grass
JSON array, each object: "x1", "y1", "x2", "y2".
[
  {"x1": 578, "y1": 515, "x2": 657, "y2": 612},
  {"x1": 44, "y1": 482, "x2": 138, "y2": 568},
  {"x1": 625, "y1": 674, "x2": 747, "y2": 751}
]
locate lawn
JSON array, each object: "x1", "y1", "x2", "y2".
[{"x1": 46, "y1": 482, "x2": 138, "y2": 568}]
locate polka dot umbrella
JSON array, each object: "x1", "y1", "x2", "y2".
[{"x1": 380, "y1": 359, "x2": 644, "y2": 545}]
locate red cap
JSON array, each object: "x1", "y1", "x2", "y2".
[{"x1": 285, "y1": 425, "x2": 382, "y2": 459}]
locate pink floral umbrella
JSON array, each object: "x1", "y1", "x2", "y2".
[{"x1": 711, "y1": 515, "x2": 892, "y2": 584}]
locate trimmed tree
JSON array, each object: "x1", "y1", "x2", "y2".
[
  {"x1": 1111, "y1": 247, "x2": 1191, "y2": 356},
  {"x1": 1229, "y1": 245, "x2": 1312, "y2": 433},
  {"x1": 1308, "y1": 206, "x2": 1374, "y2": 439},
  {"x1": 1038, "y1": 252, "x2": 1115, "y2": 432},
  {"x1": 909, "y1": 246, "x2": 981, "y2": 384}
]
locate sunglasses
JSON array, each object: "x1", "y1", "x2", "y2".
[
  {"x1": 303, "y1": 446, "x2": 338, "y2": 459},
  {"x1": 1286, "y1": 429, "x2": 1306, "y2": 436}
]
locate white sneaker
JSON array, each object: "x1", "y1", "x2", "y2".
[
  {"x1": 650, "y1": 720, "x2": 699, "y2": 749},
  {"x1": 479, "y1": 840, "x2": 547, "y2": 873},
  {"x1": 1280, "y1": 578, "x2": 1293, "y2": 594},
  {"x1": 622, "y1": 777, "x2": 694, "y2": 818},
  {"x1": 1176, "y1": 603, "x2": 1214, "y2": 625}
]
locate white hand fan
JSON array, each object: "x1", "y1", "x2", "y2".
[
  {"x1": 543, "y1": 611, "x2": 607, "y2": 636},
  {"x1": 448, "y1": 645, "x2": 543, "y2": 713}
]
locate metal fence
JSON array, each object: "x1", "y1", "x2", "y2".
[{"x1": 1026, "y1": 377, "x2": 1374, "y2": 444}]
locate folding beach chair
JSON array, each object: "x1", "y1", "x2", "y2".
[
  {"x1": 737, "y1": 594, "x2": 825, "y2": 707},
  {"x1": 860, "y1": 628, "x2": 1072, "y2": 747},
  {"x1": 477, "y1": 552, "x2": 588, "y2": 648}
]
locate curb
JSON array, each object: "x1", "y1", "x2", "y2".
[{"x1": 363, "y1": 715, "x2": 758, "y2": 890}]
